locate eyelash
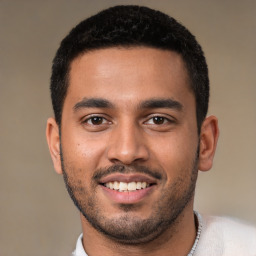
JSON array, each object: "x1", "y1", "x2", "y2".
[
  {"x1": 82, "y1": 114, "x2": 174, "y2": 127},
  {"x1": 144, "y1": 115, "x2": 174, "y2": 125},
  {"x1": 82, "y1": 115, "x2": 110, "y2": 126}
]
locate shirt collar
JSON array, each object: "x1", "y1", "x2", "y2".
[{"x1": 72, "y1": 233, "x2": 88, "y2": 256}]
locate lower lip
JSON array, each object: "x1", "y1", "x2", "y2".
[{"x1": 100, "y1": 185, "x2": 156, "y2": 204}]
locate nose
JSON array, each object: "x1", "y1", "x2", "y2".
[{"x1": 107, "y1": 121, "x2": 150, "y2": 165}]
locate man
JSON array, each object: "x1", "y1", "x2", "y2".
[{"x1": 46, "y1": 5, "x2": 256, "y2": 256}]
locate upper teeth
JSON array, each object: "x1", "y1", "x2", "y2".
[{"x1": 105, "y1": 181, "x2": 149, "y2": 192}]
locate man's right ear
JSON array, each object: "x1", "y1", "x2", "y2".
[{"x1": 46, "y1": 118, "x2": 63, "y2": 174}]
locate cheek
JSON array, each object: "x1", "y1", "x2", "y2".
[
  {"x1": 151, "y1": 130, "x2": 198, "y2": 175},
  {"x1": 154, "y1": 142, "x2": 185, "y2": 173},
  {"x1": 61, "y1": 129, "x2": 108, "y2": 171}
]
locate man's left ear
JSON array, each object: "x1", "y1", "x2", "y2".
[{"x1": 198, "y1": 115, "x2": 219, "y2": 172}]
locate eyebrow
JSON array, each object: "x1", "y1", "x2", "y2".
[
  {"x1": 73, "y1": 97, "x2": 183, "y2": 112},
  {"x1": 139, "y1": 98, "x2": 183, "y2": 111},
  {"x1": 73, "y1": 98, "x2": 114, "y2": 111}
]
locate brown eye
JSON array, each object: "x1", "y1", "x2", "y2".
[
  {"x1": 144, "y1": 115, "x2": 176, "y2": 131},
  {"x1": 152, "y1": 116, "x2": 165, "y2": 125},
  {"x1": 89, "y1": 117, "x2": 104, "y2": 125},
  {"x1": 84, "y1": 116, "x2": 109, "y2": 126},
  {"x1": 82, "y1": 115, "x2": 112, "y2": 132},
  {"x1": 144, "y1": 115, "x2": 174, "y2": 126}
]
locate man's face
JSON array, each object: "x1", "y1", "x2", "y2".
[{"x1": 59, "y1": 47, "x2": 200, "y2": 243}]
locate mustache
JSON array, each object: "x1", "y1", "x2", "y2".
[{"x1": 93, "y1": 164, "x2": 163, "y2": 181}]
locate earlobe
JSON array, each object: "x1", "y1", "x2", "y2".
[
  {"x1": 46, "y1": 117, "x2": 63, "y2": 174},
  {"x1": 198, "y1": 115, "x2": 219, "y2": 172}
]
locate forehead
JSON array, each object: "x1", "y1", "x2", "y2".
[{"x1": 66, "y1": 47, "x2": 193, "y2": 107}]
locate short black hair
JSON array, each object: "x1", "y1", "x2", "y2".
[{"x1": 50, "y1": 5, "x2": 209, "y2": 131}]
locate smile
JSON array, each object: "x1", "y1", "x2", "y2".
[
  {"x1": 99, "y1": 173, "x2": 158, "y2": 203},
  {"x1": 104, "y1": 181, "x2": 150, "y2": 192}
]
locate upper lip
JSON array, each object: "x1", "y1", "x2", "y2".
[{"x1": 99, "y1": 173, "x2": 158, "y2": 185}]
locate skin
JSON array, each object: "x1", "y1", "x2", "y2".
[{"x1": 46, "y1": 47, "x2": 219, "y2": 256}]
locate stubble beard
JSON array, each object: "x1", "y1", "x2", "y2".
[{"x1": 60, "y1": 145, "x2": 198, "y2": 244}]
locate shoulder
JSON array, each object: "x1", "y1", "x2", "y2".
[
  {"x1": 196, "y1": 215, "x2": 256, "y2": 256},
  {"x1": 204, "y1": 215, "x2": 256, "y2": 236}
]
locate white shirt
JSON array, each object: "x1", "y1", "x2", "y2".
[
  {"x1": 72, "y1": 215, "x2": 256, "y2": 256},
  {"x1": 72, "y1": 233, "x2": 87, "y2": 256}
]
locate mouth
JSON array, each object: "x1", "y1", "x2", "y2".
[
  {"x1": 98, "y1": 174, "x2": 158, "y2": 204},
  {"x1": 103, "y1": 181, "x2": 153, "y2": 192}
]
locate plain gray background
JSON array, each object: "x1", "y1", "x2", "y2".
[{"x1": 1, "y1": 0, "x2": 256, "y2": 255}]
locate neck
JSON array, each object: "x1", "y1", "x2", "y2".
[{"x1": 80, "y1": 202, "x2": 197, "y2": 256}]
